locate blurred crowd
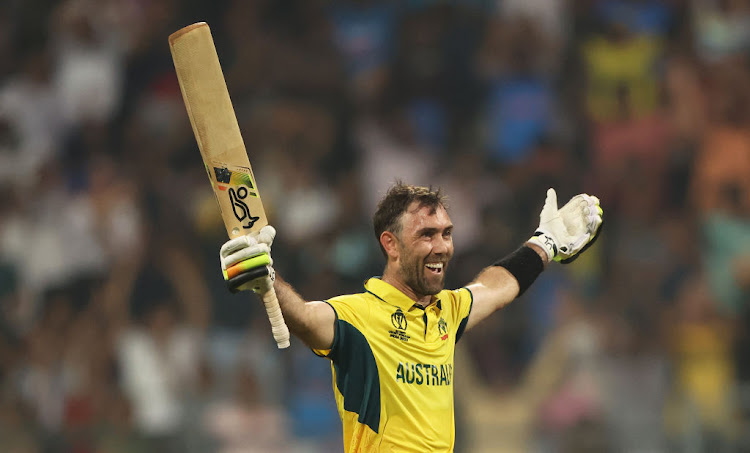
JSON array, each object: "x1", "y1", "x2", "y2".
[{"x1": 1, "y1": 0, "x2": 750, "y2": 452}]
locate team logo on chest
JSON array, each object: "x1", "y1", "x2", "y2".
[
  {"x1": 389, "y1": 309, "x2": 410, "y2": 342},
  {"x1": 438, "y1": 317, "x2": 448, "y2": 340}
]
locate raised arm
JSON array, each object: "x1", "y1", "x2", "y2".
[
  {"x1": 464, "y1": 243, "x2": 548, "y2": 331},
  {"x1": 219, "y1": 226, "x2": 335, "y2": 350},
  {"x1": 271, "y1": 276, "x2": 335, "y2": 349},
  {"x1": 464, "y1": 189, "x2": 603, "y2": 331}
]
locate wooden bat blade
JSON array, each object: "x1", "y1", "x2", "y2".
[
  {"x1": 169, "y1": 22, "x2": 267, "y2": 238},
  {"x1": 170, "y1": 23, "x2": 290, "y2": 349}
]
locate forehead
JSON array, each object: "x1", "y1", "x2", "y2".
[{"x1": 399, "y1": 202, "x2": 452, "y2": 233}]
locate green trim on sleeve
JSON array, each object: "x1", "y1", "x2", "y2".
[{"x1": 455, "y1": 287, "x2": 474, "y2": 343}]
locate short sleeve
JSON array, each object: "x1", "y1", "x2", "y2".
[
  {"x1": 443, "y1": 287, "x2": 473, "y2": 343},
  {"x1": 311, "y1": 295, "x2": 371, "y2": 357}
]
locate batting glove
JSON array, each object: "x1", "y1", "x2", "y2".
[
  {"x1": 220, "y1": 225, "x2": 276, "y2": 294},
  {"x1": 528, "y1": 189, "x2": 603, "y2": 264}
]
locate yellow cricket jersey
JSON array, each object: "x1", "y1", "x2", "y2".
[{"x1": 313, "y1": 277, "x2": 473, "y2": 453}]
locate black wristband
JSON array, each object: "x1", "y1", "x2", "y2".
[
  {"x1": 227, "y1": 266, "x2": 269, "y2": 294},
  {"x1": 493, "y1": 246, "x2": 544, "y2": 296}
]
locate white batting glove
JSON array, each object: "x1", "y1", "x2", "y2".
[
  {"x1": 220, "y1": 225, "x2": 276, "y2": 293},
  {"x1": 527, "y1": 189, "x2": 603, "y2": 263}
]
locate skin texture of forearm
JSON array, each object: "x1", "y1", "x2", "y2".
[
  {"x1": 464, "y1": 242, "x2": 549, "y2": 331},
  {"x1": 272, "y1": 275, "x2": 335, "y2": 350}
]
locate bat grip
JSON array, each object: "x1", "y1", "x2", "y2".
[{"x1": 260, "y1": 286, "x2": 290, "y2": 349}]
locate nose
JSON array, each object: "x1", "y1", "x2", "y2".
[{"x1": 432, "y1": 235, "x2": 452, "y2": 255}]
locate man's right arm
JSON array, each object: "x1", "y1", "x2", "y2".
[{"x1": 272, "y1": 275, "x2": 336, "y2": 350}]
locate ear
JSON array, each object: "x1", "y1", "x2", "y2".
[{"x1": 380, "y1": 231, "x2": 400, "y2": 260}]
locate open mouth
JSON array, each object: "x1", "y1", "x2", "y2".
[{"x1": 425, "y1": 262, "x2": 443, "y2": 275}]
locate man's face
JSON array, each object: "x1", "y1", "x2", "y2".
[{"x1": 394, "y1": 203, "x2": 454, "y2": 296}]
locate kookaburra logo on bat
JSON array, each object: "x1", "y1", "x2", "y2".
[{"x1": 229, "y1": 186, "x2": 260, "y2": 229}]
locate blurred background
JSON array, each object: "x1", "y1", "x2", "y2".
[{"x1": 1, "y1": 0, "x2": 750, "y2": 452}]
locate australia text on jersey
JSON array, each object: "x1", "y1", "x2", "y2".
[{"x1": 395, "y1": 362, "x2": 453, "y2": 386}]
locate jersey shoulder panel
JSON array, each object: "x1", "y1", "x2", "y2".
[
  {"x1": 327, "y1": 292, "x2": 372, "y2": 328},
  {"x1": 439, "y1": 287, "x2": 473, "y2": 342},
  {"x1": 312, "y1": 292, "x2": 373, "y2": 357},
  {"x1": 439, "y1": 287, "x2": 473, "y2": 324}
]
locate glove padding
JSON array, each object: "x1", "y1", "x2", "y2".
[
  {"x1": 528, "y1": 189, "x2": 603, "y2": 264},
  {"x1": 220, "y1": 225, "x2": 276, "y2": 293}
]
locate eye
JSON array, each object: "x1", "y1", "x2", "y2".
[{"x1": 443, "y1": 229, "x2": 453, "y2": 238}]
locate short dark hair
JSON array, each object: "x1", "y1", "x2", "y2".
[{"x1": 373, "y1": 182, "x2": 447, "y2": 256}]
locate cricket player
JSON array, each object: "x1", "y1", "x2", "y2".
[{"x1": 219, "y1": 183, "x2": 603, "y2": 452}]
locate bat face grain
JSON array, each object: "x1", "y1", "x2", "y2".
[{"x1": 169, "y1": 22, "x2": 267, "y2": 238}]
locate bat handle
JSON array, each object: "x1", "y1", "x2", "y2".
[{"x1": 260, "y1": 286, "x2": 290, "y2": 349}]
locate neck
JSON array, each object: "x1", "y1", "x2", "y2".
[{"x1": 381, "y1": 266, "x2": 432, "y2": 307}]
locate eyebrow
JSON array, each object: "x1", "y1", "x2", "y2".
[{"x1": 415, "y1": 225, "x2": 453, "y2": 236}]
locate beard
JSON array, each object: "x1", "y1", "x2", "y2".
[{"x1": 399, "y1": 248, "x2": 447, "y2": 297}]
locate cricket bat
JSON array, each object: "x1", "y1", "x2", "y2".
[{"x1": 169, "y1": 22, "x2": 290, "y2": 349}]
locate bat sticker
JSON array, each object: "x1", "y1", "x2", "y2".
[
  {"x1": 212, "y1": 166, "x2": 258, "y2": 194},
  {"x1": 228, "y1": 186, "x2": 260, "y2": 229},
  {"x1": 214, "y1": 167, "x2": 232, "y2": 184}
]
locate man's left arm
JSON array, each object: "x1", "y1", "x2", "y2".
[{"x1": 464, "y1": 189, "x2": 603, "y2": 331}]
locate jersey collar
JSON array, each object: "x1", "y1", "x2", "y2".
[{"x1": 364, "y1": 277, "x2": 441, "y2": 312}]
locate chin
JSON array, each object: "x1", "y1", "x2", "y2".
[{"x1": 423, "y1": 281, "x2": 445, "y2": 296}]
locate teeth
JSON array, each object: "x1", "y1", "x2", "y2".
[{"x1": 426, "y1": 263, "x2": 443, "y2": 270}]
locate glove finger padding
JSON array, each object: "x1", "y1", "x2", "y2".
[
  {"x1": 219, "y1": 226, "x2": 275, "y2": 263},
  {"x1": 587, "y1": 200, "x2": 603, "y2": 232},
  {"x1": 219, "y1": 225, "x2": 277, "y2": 294},
  {"x1": 529, "y1": 189, "x2": 603, "y2": 263},
  {"x1": 559, "y1": 194, "x2": 600, "y2": 234},
  {"x1": 220, "y1": 235, "x2": 259, "y2": 261},
  {"x1": 555, "y1": 193, "x2": 603, "y2": 263},
  {"x1": 256, "y1": 225, "x2": 276, "y2": 246},
  {"x1": 222, "y1": 243, "x2": 271, "y2": 270}
]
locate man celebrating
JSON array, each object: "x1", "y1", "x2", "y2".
[{"x1": 220, "y1": 183, "x2": 603, "y2": 452}]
